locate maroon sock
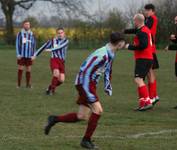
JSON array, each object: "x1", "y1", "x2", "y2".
[
  {"x1": 26, "y1": 71, "x2": 31, "y2": 86},
  {"x1": 84, "y1": 113, "x2": 101, "y2": 140},
  {"x1": 18, "y1": 69, "x2": 23, "y2": 86},
  {"x1": 56, "y1": 113, "x2": 79, "y2": 122},
  {"x1": 50, "y1": 76, "x2": 58, "y2": 92},
  {"x1": 56, "y1": 81, "x2": 63, "y2": 87}
]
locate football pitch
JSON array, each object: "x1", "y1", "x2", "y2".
[{"x1": 0, "y1": 47, "x2": 177, "y2": 150}]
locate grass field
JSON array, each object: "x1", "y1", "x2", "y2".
[{"x1": 0, "y1": 47, "x2": 177, "y2": 150}]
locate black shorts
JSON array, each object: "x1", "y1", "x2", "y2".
[
  {"x1": 135, "y1": 59, "x2": 153, "y2": 79},
  {"x1": 175, "y1": 62, "x2": 177, "y2": 77},
  {"x1": 152, "y1": 53, "x2": 159, "y2": 70}
]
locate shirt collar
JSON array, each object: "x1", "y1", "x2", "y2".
[
  {"x1": 106, "y1": 44, "x2": 115, "y2": 59},
  {"x1": 21, "y1": 29, "x2": 31, "y2": 34}
]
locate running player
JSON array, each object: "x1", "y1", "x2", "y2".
[{"x1": 44, "y1": 32, "x2": 125, "y2": 149}]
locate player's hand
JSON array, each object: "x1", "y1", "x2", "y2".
[
  {"x1": 45, "y1": 49, "x2": 51, "y2": 52},
  {"x1": 124, "y1": 43, "x2": 129, "y2": 49},
  {"x1": 170, "y1": 34, "x2": 176, "y2": 40},
  {"x1": 31, "y1": 56, "x2": 36, "y2": 60},
  {"x1": 164, "y1": 46, "x2": 169, "y2": 51},
  {"x1": 104, "y1": 84, "x2": 112, "y2": 96},
  {"x1": 17, "y1": 56, "x2": 21, "y2": 60}
]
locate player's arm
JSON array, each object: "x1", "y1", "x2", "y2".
[
  {"x1": 128, "y1": 31, "x2": 148, "y2": 51},
  {"x1": 124, "y1": 28, "x2": 137, "y2": 34},
  {"x1": 104, "y1": 61, "x2": 113, "y2": 96},
  {"x1": 168, "y1": 44, "x2": 177, "y2": 51},
  {"x1": 34, "y1": 40, "x2": 52, "y2": 57},
  {"x1": 16, "y1": 32, "x2": 21, "y2": 59},
  {"x1": 50, "y1": 39, "x2": 69, "y2": 51},
  {"x1": 31, "y1": 35, "x2": 36, "y2": 57}
]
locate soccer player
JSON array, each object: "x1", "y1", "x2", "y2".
[
  {"x1": 16, "y1": 20, "x2": 36, "y2": 88},
  {"x1": 166, "y1": 16, "x2": 177, "y2": 109},
  {"x1": 144, "y1": 4, "x2": 160, "y2": 105},
  {"x1": 44, "y1": 32, "x2": 125, "y2": 149},
  {"x1": 33, "y1": 28, "x2": 69, "y2": 95},
  {"x1": 124, "y1": 14, "x2": 153, "y2": 111}
]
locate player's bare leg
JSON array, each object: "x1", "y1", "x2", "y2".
[
  {"x1": 80, "y1": 102, "x2": 103, "y2": 149},
  {"x1": 26, "y1": 66, "x2": 32, "y2": 88},
  {"x1": 44, "y1": 105, "x2": 91, "y2": 135},
  {"x1": 17, "y1": 65, "x2": 24, "y2": 88},
  {"x1": 135, "y1": 77, "x2": 153, "y2": 111}
]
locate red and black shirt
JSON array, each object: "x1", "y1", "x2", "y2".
[{"x1": 125, "y1": 26, "x2": 153, "y2": 60}]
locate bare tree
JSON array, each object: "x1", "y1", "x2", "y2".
[{"x1": 0, "y1": 0, "x2": 88, "y2": 44}]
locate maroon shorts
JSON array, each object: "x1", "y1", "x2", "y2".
[
  {"x1": 75, "y1": 81, "x2": 99, "y2": 107},
  {"x1": 50, "y1": 58, "x2": 65, "y2": 74},
  {"x1": 17, "y1": 58, "x2": 32, "y2": 66}
]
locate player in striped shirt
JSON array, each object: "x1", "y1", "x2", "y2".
[
  {"x1": 16, "y1": 20, "x2": 36, "y2": 88},
  {"x1": 44, "y1": 32, "x2": 125, "y2": 149},
  {"x1": 33, "y1": 28, "x2": 69, "y2": 95}
]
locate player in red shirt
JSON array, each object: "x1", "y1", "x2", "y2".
[
  {"x1": 144, "y1": 4, "x2": 159, "y2": 105},
  {"x1": 124, "y1": 14, "x2": 153, "y2": 111},
  {"x1": 166, "y1": 16, "x2": 177, "y2": 109}
]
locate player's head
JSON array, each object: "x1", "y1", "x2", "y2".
[
  {"x1": 133, "y1": 13, "x2": 145, "y2": 28},
  {"x1": 144, "y1": 3, "x2": 155, "y2": 17},
  {"x1": 175, "y1": 16, "x2": 177, "y2": 25},
  {"x1": 110, "y1": 32, "x2": 125, "y2": 50},
  {"x1": 22, "y1": 20, "x2": 30, "y2": 31},
  {"x1": 56, "y1": 27, "x2": 65, "y2": 39}
]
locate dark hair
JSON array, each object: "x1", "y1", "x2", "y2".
[
  {"x1": 110, "y1": 32, "x2": 124, "y2": 45},
  {"x1": 144, "y1": 4, "x2": 155, "y2": 11},
  {"x1": 56, "y1": 27, "x2": 64, "y2": 31},
  {"x1": 22, "y1": 20, "x2": 30, "y2": 24}
]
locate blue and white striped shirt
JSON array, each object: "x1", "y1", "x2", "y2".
[
  {"x1": 16, "y1": 29, "x2": 36, "y2": 58},
  {"x1": 34, "y1": 37, "x2": 69, "y2": 60},
  {"x1": 75, "y1": 44, "x2": 114, "y2": 99}
]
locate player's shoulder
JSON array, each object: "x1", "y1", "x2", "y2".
[{"x1": 151, "y1": 15, "x2": 158, "y2": 21}]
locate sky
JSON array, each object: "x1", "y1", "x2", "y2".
[
  {"x1": 26, "y1": 0, "x2": 151, "y2": 17},
  {"x1": 0, "y1": 0, "x2": 152, "y2": 21}
]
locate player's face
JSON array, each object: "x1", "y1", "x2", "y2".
[
  {"x1": 57, "y1": 29, "x2": 65, "y2": 39},
  {"x1": 144, "y1": 9, "x2": 153, "y2": 17},
  {"x1": 116, "y1": 41, "x2": 125, "y2": 50},
  {"x1": 175, "y1": 16, "x2": 177, "y2": 25},
  {"x1": 23, "y1": 22, "x2": 30, "y2": 31},
  {"x1": 133, "y1": 18, "x2": 139, "y2": 28}
]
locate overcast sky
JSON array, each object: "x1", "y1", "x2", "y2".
[
  {"x1": 26, "y1": 0, "x2": 151, "y2": 17},
  {"x1": 0, "y1": 0, "x2": 152, "y2": 21}
]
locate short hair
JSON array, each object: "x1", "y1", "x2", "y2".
[
  {"x1": 134, "y1": 13, "x2": 145, "y2": 23},
  {"x1": 144, "y1": 4, "x2": 155, "y2": 11},
  {"x1": 22, "y1": 20, "x2": 30, "y2": 25},
  {"x1": 110, "y1": 32, "x2": 124, "y2": 45},
  {"x1": 56, "y1": 27, "x2": 64, "y2": 31}
]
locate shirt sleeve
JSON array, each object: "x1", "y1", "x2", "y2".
[
  {"x1": 104, "y1": 61, "x2": 113, "y2": 94},
  {"x1": 16, "y1": 32, "x2": 21, "y2": 57},
  {"x1": 128, "y1": 31, "x2": 148, "y2": 51},
  {"x1": 168, "y1": 44, "x2": 177, "y2": 50},
  {"x1": 50, "y1": 39, "x2": 69, "y2": 51},
  {"x1": 34, "y1": 40, "x2": 52, "y2": 57},
  {"x1": 124, "y1": 28, "x2": 137, "y2": 34}
]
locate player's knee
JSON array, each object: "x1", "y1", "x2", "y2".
[
  {"x1": 77, "y1": 113, "x2": 88, "y2": 121},
  {"x1": 94, "y1": 108, "x2": 103, "y2": 115},
  {"x1": 59, "y1": 76, "x2": 65, "y2": 83},
  {"x1": 53, "y1": 70, "x2": 59, "y2": 77}
]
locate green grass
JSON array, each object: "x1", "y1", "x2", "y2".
[{"x1": 0, "y1": 47, "x2": 177, "y2": 150}]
